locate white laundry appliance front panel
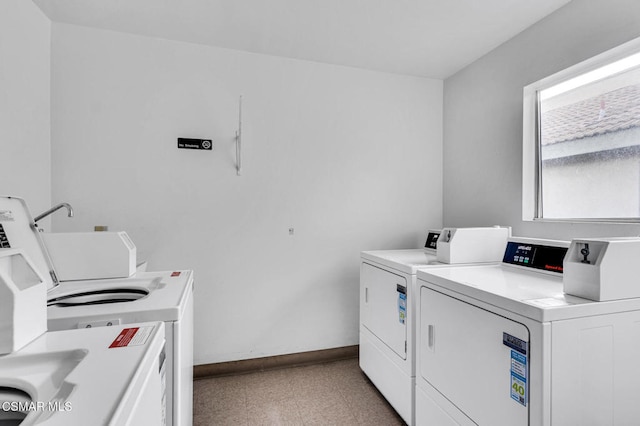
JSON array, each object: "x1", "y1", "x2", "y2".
[
  {"x1": 361, "y1": 262, "x2": 407, "y2": 361},
  {"x1": 420, "y1": 287, "x2": 529, "y2": 425}
]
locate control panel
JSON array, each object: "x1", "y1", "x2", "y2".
[
  {"x1": 424, "y1": 231, "x2": 440, "y2": 250},
  {"x1": 0, "y1": 224, "x2": 10, "y2": 248},
  {"x1": 502, "y1": 242, "x2": 568, "y2": 273}
]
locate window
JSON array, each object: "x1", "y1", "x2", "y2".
[{"x1": 523, "y1": 37, "x2": 640, "y2": 221}]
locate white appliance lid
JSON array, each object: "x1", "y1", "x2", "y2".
[
  {"x1": 361, "y1": 249, "x2": 440, "y2": 274},
  {"x1": 0, "y1": 196, "x2": 58, "y2": 290}
]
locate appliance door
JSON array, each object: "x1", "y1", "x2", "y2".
[
  {"x1": 420, "y1": 287, "x2": 529, "y2": 426},
  {"x1": 361, "y1": 262, "x2": 407, "y2": 360}
]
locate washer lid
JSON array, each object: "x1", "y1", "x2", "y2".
[{"x1": 0, "y1": 196, "x2": 58, "y2": 290}]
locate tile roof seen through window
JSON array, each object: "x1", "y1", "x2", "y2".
[{"x1": 541, "y1": 84, "x2": 640, "y2": 146}]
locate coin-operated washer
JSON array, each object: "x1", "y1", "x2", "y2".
[
  {"x1": 415, "y1": 236, "x2": 640, "y2": 426},
  {"x1": 0, "y1": 195, "x2": 194, "y2": 426},
  {"x1": 0, "y1": 320, "x2": 168, "y2": 425},
  {"x1": 0, "y1": 197, "x2": 166, "y2": 425},
  {"x1": 359, "y1": 226, "x2": 510, "y2": 425},
  {"x1": 46, "y1": 270, "x2": 193, "y2": 426}
]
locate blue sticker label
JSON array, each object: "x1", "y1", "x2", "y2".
[
  {"x1": 510, "y1": 350, "x2": 527, "y2": 406},
  {"x1": 398, "y1": 292, "x2": 406, "y2": 324}
]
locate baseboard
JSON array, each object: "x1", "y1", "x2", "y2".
[{"x1": 194, "y1": 345, "x2": 359, "y2": 379}]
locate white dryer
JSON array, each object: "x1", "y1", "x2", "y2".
[
  {"x1": 415, "y1": 237, "x2": 640, "y2": 426},
  {"x1": 360, "y1": 227, "x2": 510, "y2": 425},
  {"x1": 0, "y1": 196, "x2": 194, "y2": 426},
  {"x1": 0, "y1": 321, "x2": 167, "y2": 425}
]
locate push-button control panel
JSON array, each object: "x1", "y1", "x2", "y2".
[
  {"x1": 503, "y1": 242, "x2": 567, "y2": 273},
  {"x1": 0, "y1": 224, "x2": 10, "y2": 248}
]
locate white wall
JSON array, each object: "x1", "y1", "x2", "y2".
[
  {"x1": 443, "y1": 0, "x2": 640, "y2": 240},
  {"x1": 0, "y1": 0, "x2": 51, "y2": 215},
  {"x1": 50, "y1": 24, "x2": 443, "y2": 364}
]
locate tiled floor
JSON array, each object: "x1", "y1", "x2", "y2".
[{"x1": 193, "y1": 358, "x2": 406, "y2": 425}]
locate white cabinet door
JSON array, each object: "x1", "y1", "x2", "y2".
[
  {"x1": 420, "y1": 287, "x2": 529, "y2": 426},
  {"x1": 361, "y1": 262, "x2": 407, "y2": 359}
]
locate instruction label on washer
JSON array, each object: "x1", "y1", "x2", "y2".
[
  {"x1": 503, "y1": 333, "x2": 528, "y2": 406},
  {"x1": 510, "y1": 350, "x2": 527, "y2": 406},
  {"x1": 397, "y1": 285, "x2": 406, "y2": 324},
  {"x1": 109, "y1": 326, "x2": 154, "y2": 348}
]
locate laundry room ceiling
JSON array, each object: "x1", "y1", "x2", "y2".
[{"x1": 32, "y1": 0, "x2": 571, "y2": 79}]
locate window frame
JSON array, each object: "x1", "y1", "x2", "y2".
[{"x1": 522, "y1": 36, "x2": 640, "y2": 223}]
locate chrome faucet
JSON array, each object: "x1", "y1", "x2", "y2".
[{"x1": 34, "y1": 202, "x2": 74, "y2": 223}]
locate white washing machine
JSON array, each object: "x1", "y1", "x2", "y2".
[
  {"x1": 0, "y1": 196, "x2": 194, "y2": 426},
  {"x1": 46, "y1": 271, "x2": 194, "y2": 426},
  {"x1": 0, "y1": 321, "x2": 167, "y2": 425},
  {"x1": 360, "y1": 227, "x2": 510, "y2": 425},
  {"x1": 415, "y1": 237, "x2": 640, "y2": 426}
]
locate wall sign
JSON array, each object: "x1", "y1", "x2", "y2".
[{"x1": 177, "y1": 138, "x2": 212, "y2": 150}]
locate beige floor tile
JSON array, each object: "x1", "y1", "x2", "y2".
[
  {"x1": 294, "y1": 386, "x2": 346, "y2": 413},
  {"x1": 194, "y1": 407, "x2": 249, "y2": 426},
  {"x1": 300, "y1": 400, "x2": 358, "y2": 426},
  {"x1": 244, "y1": 369, "x2": 298, "y2": 404},
  {"x1": 193, "y1": 358, "x2": 406, "y2": 426},
  {"x1": 247, "y1": 397, "x2": 304, "y2": 425},
  {"x1": 194, "y1": 375, "x2": 247, "y2": 415}
]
